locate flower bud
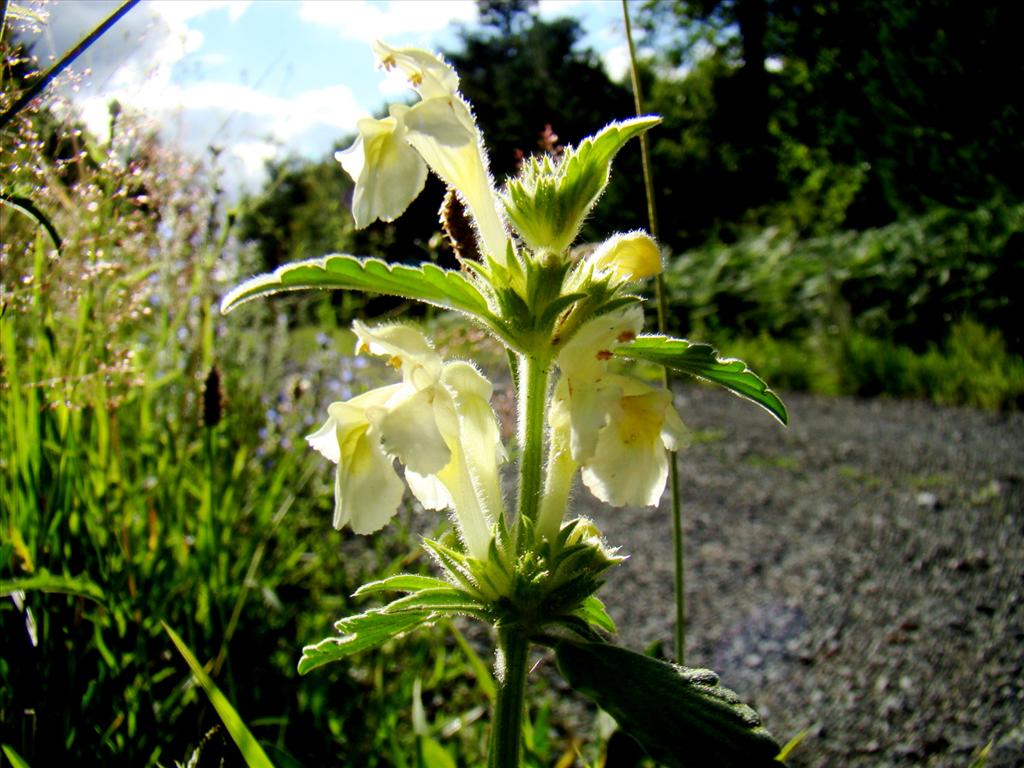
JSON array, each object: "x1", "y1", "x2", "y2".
[{"x1": 588, "y1": 231, "x2": 662, "y2": 284}]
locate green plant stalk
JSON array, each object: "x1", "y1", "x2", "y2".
[
  {"x1": 486, "y1": 348, "x2": 551, "y2": 765},
  {"x1": 515, "y1": 351, "x2": 550, "y2": 533},
  {"x1": 0, "y1": 0, "x2": 141, "y2": 130},
  {"x1": 487, "y1": 626, "x2": 529, "y2": 768},
  {"x1": 622, "y1": 0, "x2": 686, "y2": 664}
]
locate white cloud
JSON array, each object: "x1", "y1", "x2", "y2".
[
  {"x1": 278, "y1": 84, "x2": 369, "y2": 138},
  {"x1": 16, "y1": 0, "x2": 489, "y2": 196},
  {"x1": 16, "y1": 1, "x2": 205, "y2": 127},
  {"x1": 149, "y1": 1, "x2": 253, "y2": 25},
  {"x1": 230, "y1": 139, "x2": 282, "y2": 187},
  {"x1": 75, "y1": 73, "x2": 368, "y2": 194},
  {"x1": 602, "y1": 43, "x2": 631, "y2": 82},
  {"x1": 536, "y1": 0, "x2": 585, "y2": 19},
  {"x1": 79, "y1": 77, "x2": 367, "y2": 143},
  {"x1": 377, "y1": 68, "x2": 417, "y2": 100},
  {"x1": 16, "y1": 0, "x2": 253, "y2": 108},
  {"x1": 298, "y1": 0, "x2": 477, "y2": 44}
]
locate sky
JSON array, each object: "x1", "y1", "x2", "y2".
[{"x1": 16, "y1": 0, "x2": 633, "y2": 192}]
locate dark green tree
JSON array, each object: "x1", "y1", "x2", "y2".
[
  {"x1": 238, "y1": 156, "x2": 355, "y2": 273},
  {"x1": 640, "y1": 0, "x2": 1024, "y2": 243},
  {"x1": 445, "y1": 4, "x2": 646, "y2": 239}
]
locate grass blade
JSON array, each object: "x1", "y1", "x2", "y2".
[
  {"x1": 2, "y1": 744, "x2": 32, "y2": 768},
  {"x1": 163, "y1": 623, "x2": 275, "y2": 768}
]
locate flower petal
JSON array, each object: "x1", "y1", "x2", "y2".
[
  {"x1": 403, "y1": 97, "x2": 508, "y2": 262},
  {"x1": 434, "y1": 361, "x2": 506, "y2": 560},
  {"x1": 661, "y1": 398, "x2": 687, "y2": 451},
  {"x1": 371, "y1": 386, "x2": 450, "y2": 475},
  {"x1": 306, "y1": 417, "x2": 341, "y2": 464},
  {"x1": 353, "y1": 320, "x2": 442, "y2": 389},
  {"x1": 306, "y1": 385, "x2": 401, "y2": 463},
  {"x1": 404, "y1": 469, "x2": 453, "y2": 511},
  {"x1": 552, "y1": 373, "x2": 619, "y2": 462},
  {"x1": 557, "y1": 305, "x2": 645, "y2": 377},
  {"x1": 335, "y1": 108, "x2": 427, "y2": 228},
  {"x1": 581, "y1": 386, "x2": 676, "y2": 507},
  {"x1": 335, "y1": 423, "x2": 406, "y2": 533},
  {"x1": 307, "y1": 387, "x2": 406, "y2": 532},
  {"x1": 373, "y1": 40, "x2": 460, "y2": 100},
  {"x1": 588, "y1": 231, "x2": 662, "y2": 283}
]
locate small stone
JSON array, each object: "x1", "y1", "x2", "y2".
[{"x1": 874, "y1": 674, "x2": 890, "y2": 694}]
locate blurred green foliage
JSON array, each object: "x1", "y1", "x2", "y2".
[
  {"x1": 0, "y1": 37, "x2": 509, "y2": 766},
  {"x1": 641, "y1": 0, "x2": 1024, "y2": 242},
  {"x1": 666, "y1": 203, "x2": 1023, "y2": 346},
  {"x1": 720, "y1": 320, "x2": 1024, "y2": 410}
]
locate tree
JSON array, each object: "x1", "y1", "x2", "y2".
[
  {"x1": 238, "y1": 156, "x2": 356, "y2": 273},
  {"x1": 445, "y1": 5, "x2": 646, "y2": 238},
  {"x1": 640, "y1": 0, "x2": 1024, "y2": 240}
]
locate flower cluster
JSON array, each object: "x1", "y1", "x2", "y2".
[
  {"x1": 306, "y1": 321, "x2": 503, "y2": 560},
  {"x1": 336, "y1": 41, "x2": 507, "y2": 261},
  {"x1": 223, "y1": 38, "x2": 786, "y2": 765},
  {"x1": 312, "y1": 42, "x2": 684, "y2": 555}
]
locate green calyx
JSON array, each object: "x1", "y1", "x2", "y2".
[
  {"x1": 500, "y1": 116, "x2": 661, "y2": 255},
  {"x1": 297, "y1": 518, "x2": 623, "y2": 676},
  {"x1": 426, "y1": 515, "x2": 623, "y2": 640},
  {"x1": 490, "y1": 516, "x2": 623, "y2": 637}
]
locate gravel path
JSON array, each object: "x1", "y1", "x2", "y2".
[{"x1": 583, "y1": 386, "x2": 1024, "y2": 767}]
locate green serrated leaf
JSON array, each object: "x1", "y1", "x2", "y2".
[
  {"x1": 353, "y1": 574, "x2": 454, "y2": 597},
  {"x1": 381, "y1": 588, "x2": 487, "y2": 618},
  {"x1": 616, "y1": 335, "x2": 789, "y2": 425},
  {"x1": 299, "y1": 610, "x2": 433, "y2": 674},
  {"x1": 421, "y1": 538, "x2": 482, "y2": 596},
  {"x1": 556, "y1": 641, "x2": 782, "y2": 767},
  {"x1": 163, "y1": 624, "x2": 275, "y2": 768},
  {"x1": 575, "y1": 595, "x2": 617, "y2": 635},
  {"x1": 220, "y1": 254, "x2": 492, "y2": 319}
]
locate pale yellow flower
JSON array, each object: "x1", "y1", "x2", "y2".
[
  {"x1": 336, "y1": 105, "x2": 428, "y2": 229},
  {"x1": 307, "y1": 321, "x2": 505, "y2": 558},
  {"x1": 336, "y1": 42, "x2": 508, "y2": 263},
  {"x1": 544, "y1": 307, "x2": 685, "y2": 518},
  {"x1": 586, "y1": 231, "x2": 662, "y2": 284},
  {"x1": 306, "y1": 384, "x2": 406, "y2": 535}
]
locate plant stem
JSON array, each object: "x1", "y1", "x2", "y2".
[
  {"x1": 487, "y1": 626, "x2": 529, "y2": 768},
  {"x1": 622, "y1": 0, "x2": 685, "y2": 664},
  {"x1": 515, "y1": 352, "x2": 550, "y2": 532},
  {"x1": 0, "y1": 0, "x2": 141, "y2": 130}
]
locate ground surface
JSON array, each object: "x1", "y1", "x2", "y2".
[{"x1": 583, "y1": 386, "x2": 1024, "y2": 767}]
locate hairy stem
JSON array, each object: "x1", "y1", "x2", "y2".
[
  {"x1": 487, "y1": 626, "x2": 529, "y2": 768},
  {"x1": 515, "y1": 352, "x2": 550, "y2": 533}
]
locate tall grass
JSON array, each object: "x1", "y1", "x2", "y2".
[{"x1": 0, "y1": 49, "x2": 518, "y2": 764}]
